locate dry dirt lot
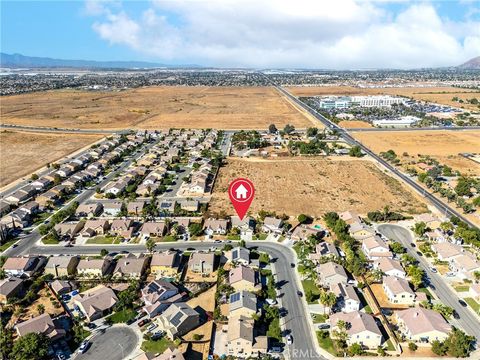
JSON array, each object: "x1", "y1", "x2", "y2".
[
  {"x1": 1, "y1": 86, "x2": 315, "y2": 130},
  {"x1": 0, "y1": 130, "x2": 103, "y2": 186},
  {"x1": 338, "y1": 120, "x2": 372, "y2": 129},
  {"x1": 209, "y1": 157, "x2": 428, "y2": 218},
  {"x1": 286, "y1": 86, "x2": 480, "y2": 111},
  {"x1": 352, "y1": 130, "x2": 480, "y2": 175}
]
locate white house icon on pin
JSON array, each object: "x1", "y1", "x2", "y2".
[{"x1": 235, "y1": 184, "x2": 248, "y2": 199}]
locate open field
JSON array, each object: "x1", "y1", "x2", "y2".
[
  {"x1": 0, "y1": 130, "x2": 103, "y2": 186},
  {"x1": 352, "y1": 130, "x2": 480, "y2": 175},
  {"x1": 1, "y1": 86, "x2": 314, "y2": 130},
  {"x1": 209, "y1": 157, "x2": 428, "y2": 218},
  {"x1": 287, "y1": 86, "x2": 480, "y2": 111},
  {"x1": 338, "y1": 120, "x2": 372, "y2": 128}
]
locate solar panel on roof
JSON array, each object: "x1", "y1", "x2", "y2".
[
  {"x1": 170, "y1": 312, "x2": 183, "y2": 327},
  {"x1": 232, "y1": 250, "x2": 238, "y2": 259}
]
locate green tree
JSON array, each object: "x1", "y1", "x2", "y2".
[
  {"x1": 283, "y1": 124, "x2": 295, "y2": 134},
  {"x1": 348, "y1": 343, "x2": 364, "y2": 356},
  {"x1": 37, "y1": 304, "x2": 45, "y2": 314},
  {"x1": 431, "y1": 340, "x2": 447, "y2": 356},
  {"x1": 349, "y1": 145, "x2": 363, "y2": 158},
  {"x1": 188, "y1": 223, "x2": 203, "y2": 237},
  {"x1": 30, "y1": 173, "x2": 39, "y2": 181},
  {"x1": 146, "y1": 238, "x2": 156, "y2": 253},
  {"x1": 0, "y1": 327, "x2": 14, "y2": 360},
  {"x1": 414, "y1": 222, "x2": 429, "y2": 236},
  {"x1": 444, "y1": 328, "x2": 475, "y2": 357},
  {"x1": 11, "y1": 333, "x2": 50, "y2": 360},
  {"x1": 455, "y1": 177, "x2": 473, "y2": 197},
  {"x1": 306, "y1": 127, "x2": 318, "y2": 137},
  {"x1": 320, "y1": 291, "x2": 337, "y2": 315},
  {"x1": 297, "y1": 214, "x2": 311, "y2": 224},
  {"x1": 408, "y1": 342, "x2": 418, "y2": 351},
  {"x1": 100, "y1": 248, "x2": 109, "y2": 257},
  {"x1": 268, "y1": 124, "x2": 278, "y2": 134},
  {"x1": 390, "y1": 241, "x2": 406, "y2": 254}
]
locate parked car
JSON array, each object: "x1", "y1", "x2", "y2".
[
  {"x1": 459, "y1": 300, "x2": 467, "y2": 307},
  {"x1": 266, "y1": 299, "x2": 277, "y2": 306},
  {"x1": 296, "y1": 290, "x2": 303, "y2": 297},
  {"x1": 87, "y1": 322, "x2": 96, "y2": 329},
  {"x1": 78, "y1": 341, "x2": 90, "y2": 354},
  {"x1": 286, "y1": 334, "x2": 293, "y2": 345},
  {"x1": 430, "y1": 267, "x2": 438, "y2": 273},
  {"x1": 138, "y1": 319, "x2": 151, "y2": 327}
]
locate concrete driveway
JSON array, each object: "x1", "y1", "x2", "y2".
[{"x1": 74, "y1": 326, "x2": 140, "y2": 360}]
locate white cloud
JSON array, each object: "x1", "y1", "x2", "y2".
[{"x1": 85, "y1": 0, "x2": 480, "y2": 68}]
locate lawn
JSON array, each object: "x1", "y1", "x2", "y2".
[
  {"x1": 302, "y1": 280, "x2": 322, "y2": 304},
  {"x1": 454, "y1": 285, "x2": 470, "y2": 292},
  {"x1": 464, "y1": 298, "x2": 480, "y2": 314},
  {"x1": 254, "y1": 233, "x2": 268, "y2": 240},
  {"x1": 226, "y1": 234, "x2": 241, "y2": 240},
  {"x1": 42, "y1": 237, "x2": 60, "y2": 245},
  {"x1": 385, "y1": 339, "x2": 395, "y2": 351},
  {"x1": 105, "y1": 309, "x2": 137, "y2": 324},
  {"x1": 141, "y1": 338, "x2": 175, "y2": 353},
  {"x1": 316, "y1": 331, "x2": 336, "y2": 355},
  {"x1": 312, "y1": 314, "x2": 328, "y2": 323},
  {"x1": 160, "y1": 235, "x2": 177, "y2": 242},
  {"x1": 0, "y1": 240, "x2": 17, "y2": 251},
  {"x1": 364, "y1": 305, "x2": 373, "y2": 314},
  {"x1": 86, "y1": 236, "x2": 121, "y2": 244}
]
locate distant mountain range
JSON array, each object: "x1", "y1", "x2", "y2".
[
  {"x1": 458, "y1": 56, "x2": 480, "y2": 70},
  {"x1": 1, "y1": 52, "x2": 479, "y2": 70},
  {"x1": 0, "y1": 53, "x2": 200, "y2": 69}
]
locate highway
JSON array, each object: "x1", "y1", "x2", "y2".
[
  {"x1": 26, "y1": 240, "x2": 322, "y2": 359},
  {"x1": 275, "y1": 84, "x2": 479, "y2": 230},
  {"x1": 0, "y1": 123, "x2": 125, "y2": 135},
  {"x1": 377, "y1": 224, "x2": 480, "y2": 340},
  {"x1": 349, "y1": 126, "x2": 480, "y2": 132}
]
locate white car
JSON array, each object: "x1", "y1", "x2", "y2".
[
  {"x1": 266, "y1": 299, "x2": 277, "y2": 306},
  {"x1": 286, "y1": 334, "x2": 293, "y2": 345},
  {"x1": 78, "y1": 341, "x2": 89, "y2": 354}
]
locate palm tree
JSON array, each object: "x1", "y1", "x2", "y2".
[{"x1": 320, "y1": 291, "x2": 337, "y2": 315}]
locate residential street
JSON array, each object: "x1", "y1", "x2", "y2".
[
  {"x1": 377, "y1": 223, "x2": 480, "y2": 341},
  {"x1": 26, "y1": 240, "x2": 322, "y2": 359}
]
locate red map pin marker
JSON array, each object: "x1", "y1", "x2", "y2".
[{"x1": 228, "y1": 178, "x2": 255, "y2": 220}]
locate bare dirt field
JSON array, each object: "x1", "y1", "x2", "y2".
[
  {"x1": 0, "y1": 130, "x2": 103, "y2": 186},
  {"x1": 209, "y1": 157, "x2": 428, "y2": 218},
  {"x1": 287, "y1": 86, "x2": 480, "y2": 111},
  {"x1": 352, "y1": 130, "x2": 480, "y2": 175},
  {"x1": 1, "y1": 86, "x2": 314, "y2": 130},
  {"x1": 338, "y1": 120, "x2": 372, "y2": 129}
]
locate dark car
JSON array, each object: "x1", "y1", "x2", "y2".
[
  {"x1": 416, "y1": 251, "x2": 423, "y2": 256},
  {"x1": 87, "y1": 322, "x2": 96, "y2": 329},
  {"x1": 459, "y1": 300, "x2": 468, "y2": 307},
  {"x1": 410, "y1": 243, "x2": 416, "y2": 247},
  {"x1": 296, "y1": 290, "x2": 303, "y2": 297},
  {"x1": 290, "y1": 263, "x2": 295, "y2": 268},
  {"x1": 138, "y1": 319, "x2": 151, "y2": 327}
]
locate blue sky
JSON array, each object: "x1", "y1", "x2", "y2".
[{"x1": 1, "y1": 0, "x2": 479, "y2": 68}]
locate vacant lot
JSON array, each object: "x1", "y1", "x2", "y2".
[
  {"x1": 210, "y1": 157, "x2": 427, "y2": 218},
  {"x1": 287, "y1": 86, "x2": 480, "y2": 111},
  {"x1": 0, "y1": 130, "x2": 103, "y2": 186},
  {"x1": 1, "y1": 86, "x2": 314, "y2": 130},
  {"x1": 353, "y1": 130, "x2": 480, "y2": 175},
  {"x1": 338, "y1": 120, "x2": 372, "y2": 129}
]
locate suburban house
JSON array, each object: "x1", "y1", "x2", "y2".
[
  {"x1": 291, "y1": 225, "x2": 322, "y2": 242},
  {"x1": 150, "y1": 251, "x2": 180, "y2": 277},
  {"x1": 179, "y1": 200, "x2": 199, "y2": 212},
  {"x1": 261, "y1": 217, "x2": 284, "y2": 234},
  {"x1": 203, "y1": 218, "x2": 229, "y2": 235},
  {"x1": 349, "y1": 222, "x2": 376, "y2": 240},
  {"x1": 229, "y1": 265, "x2": 259, "y2": 292},
  {"x1": 82, "y1": 219, "x2": 110, "y2": 237},
  {"x1": 227, "y1": 315, "x2": 268, "y2": 358},
  {"x1": 331, "y1": 283, "x2": 361, "y2": 313},
  {"x1": 158, "y1": 302, "x2": 201, "y2": 338},
  {"x1": 102, "y1": 201, "x2": 124, "y2": 216},
  {"x1": 188, "y1": 252, "x2": 216, "y2": 274},
  {"x1": 142, "y1": 279, "x2": 184, "y2": 318},
  {"x1": 230, "y1": 216, "x2": 256, "y2": 233},
  {"x1": 2, "y1": 256, "x2": 46, "y2": 277},
  {"x1": 329, "y1": 311, "x2": 383, "y2": 349},
  {"x1": 229, "y1": 291, "x2": 258, "y2": 318},
  {"x1": 75, "y1": 203, "x2": 103, "y2": 218},
  {"x1": 76, "y1": 258, "x2": 112, "y2": 277},
  {"x1": 54, "y1": 221, "x2": 85, "y2": 240},
  {"x1": 414, "y1": 213, "x2": 442, "y2": 230},
  {"x1": 431, "y1": 242, "x2": 464, "y2": 261},
  {"x1": 382, "y1": 276, "x2": 416, "y2": 305},
  {"x1": 309, "y1": 242, "x2": 340, "y2": 263},
  {"x1": 15, "y1": 313, "x2": 66, "y2": 341},
  {"x1": 339, "y1": 210, "x2": 361, "y2": 225},
  {"x1": 140, "y1": 221, "x2": 167, "y2": 238},
  {"x1": 229, "y1": 247, "x2": 250, "y2": 266},
  {"x1": 361, "y1": 236, "x2": 393, "y2": 260},
  {"x1": 396, "y1": 307, "x2": 452, "y2": 343},
  {"x1": 112, "y1": 254, "x2": 148, "y2": 279},
  {"x1": 50, "y1": 280, "x2": 75, "y2": 295},
  {"x1": 127, "y1": 201, "x2": 146, "y2": 216},
  {"x1": 373, "y1": 258, "x2": 406, "y2": 279},
  {"x1": 316, "y1": 261, "x2": 348, "y2": 287},
  {"x1": 0, "y1": 277, "x2": 25, "y2": 304},
  {"x1": 74, "y1": 285, "x2": 118, "y2": 322},
  {"x1": 44, "y1": 256, "x2": 80, "y2": 277},
  {"x1": 110, "y1": 218, "x2": 135, "y2": 239},
  {"x1": 450, "y1": 253, "x2": 480, "y2": 280}
]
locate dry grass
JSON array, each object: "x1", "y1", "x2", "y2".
[
  {"x1": 352, "y1": 130, "x2": 480, "y2": 175},
  {"x1": 1, "y1": 86, "x2": 314, "y2": 130},
  {"x1": 209, "y1": 157, "x2": 428, "y2": 218},
  {"x1": 338, "y1": 120, "x2": 372, "y2": 128},
  {"x1": 286, "y1": 86, "x2": 480, "y2": 111},
  {"x1": 0, "y1": 130, "x2": 103, "y2": 186}
]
